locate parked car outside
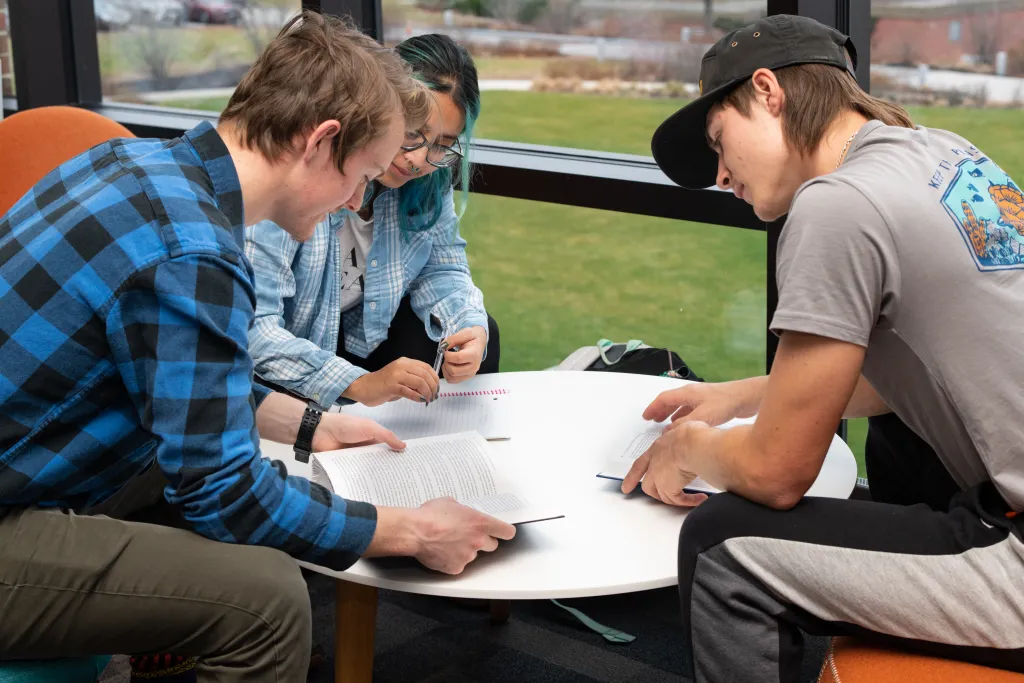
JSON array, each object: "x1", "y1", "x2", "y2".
[
  {"x1": 133, "y1": 0, "x2": 186, "y2": 26},
  {"x1": 183, "y1": 0, "x2": 242, "y2": 25},
  {"x1": 94, "y1": 0, "x2": 132, "y2": 31}
]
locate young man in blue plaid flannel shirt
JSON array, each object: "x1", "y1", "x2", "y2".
[{"x1": 0, "y1": 11, "x2": 514, "y2": 681}]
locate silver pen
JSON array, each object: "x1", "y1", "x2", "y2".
[{"x1": 428, "y1": 340, "x2": 448, "y2": 406}]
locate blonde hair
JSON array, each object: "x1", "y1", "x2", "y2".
[
  {"x1": 722, "y1": 62, "x2": 914, "y2": 156},
  {"x1": 220, "y1": 10, "x2": 430, "y2": 170}
]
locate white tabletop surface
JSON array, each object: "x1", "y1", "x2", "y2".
[{"x1": 262, "y1": 371, "x2": 858, "y2": 600}]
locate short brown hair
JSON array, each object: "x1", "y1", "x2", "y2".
[
  {"x1": 220, "y1": 10, "x2": 430, "y2": 170},
  {"x1": 722, "y1": 62, "x2": 914, "y2": 156}
]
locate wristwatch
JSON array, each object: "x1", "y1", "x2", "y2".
[{"x1": 293, "y1": 403, "x2": 323, "y2": 463}]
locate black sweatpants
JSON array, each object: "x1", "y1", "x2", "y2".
[
  {"x1": 677, "y1": 414, "x2": 1024, "y2": 682},
  {"x1": 338, "y1": 296, "x2": 500, "y2": 375}
]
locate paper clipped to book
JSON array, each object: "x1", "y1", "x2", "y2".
[
  {"x1": 312, "y1": 431, "x2": 562, "y2": 526},
  {"x1": 338, "y1": 388, "x2": 512, "y2": 441}
]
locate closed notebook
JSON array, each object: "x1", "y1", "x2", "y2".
[{"x1": 337, "y1": 388, "x2": 512, "y2": 441}]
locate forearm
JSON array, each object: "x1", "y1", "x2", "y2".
[
  {"x1": 687, "y1": 424, "x2": 818, "y2": 509},
  {"x1": 844, "y1": 374, "x2": 891, "y2": 418},
  {"x1": 362, "y1": 506, "x2": 424, "y2": 557},
  {"x1": 250, "y1": 319, "x2": 366, "y2": 407},
  {"x1": 662, "y1": 333, "x2": 862, "y2": 511},
  {"x1": 732, "y1": 375, "x2": 769, "y2": 417},
  {"x1": 686, "y1": 425, "x2": 764, "y2": 499},
  {"x1": 254, "y1": 391, "x2": 308, "y2": 446},
  {"x1": 409, "y1": 216, "x2": 486, "y2": 340}
]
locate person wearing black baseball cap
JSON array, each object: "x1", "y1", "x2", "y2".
[{"x1": 624, "y1": 14, "x2": 1024, "y2": 682}]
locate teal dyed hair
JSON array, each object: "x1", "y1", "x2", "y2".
[{"x1": 392, "y1": 34, "x2": 480, "y2": 233}]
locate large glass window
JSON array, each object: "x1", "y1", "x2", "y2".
[
  {"x1": 868, "y1": 1, "x2": 1024, "y2": 138},
  {"x1": 1, "y1": 0, "x2": 12, "y2": 98},
  {"x1": 97, "y1": 0, "x2": 300, "y2": 106},
  {"x1": 459, "y1": 195, "x2": 767, "y2": 380},
  {"x1": 382, "y1": 0, "x2": 766, "y2": 154}
]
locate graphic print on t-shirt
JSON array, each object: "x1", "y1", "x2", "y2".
[
  {"x1": 938, "y1": 153, "x2": 1024, "y2": 271},
  {"x1": 341, "y1": 247, "x2": 365, "y2": 295},
  {"x1": 337, "y1": 213, "x2": 374, "y2": 313}
]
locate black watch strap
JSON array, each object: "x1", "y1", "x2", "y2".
[{"x1": 294, "y1": 404, "x2": 323, "y2": 463}]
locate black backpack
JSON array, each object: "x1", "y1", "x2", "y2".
[
  {"x1": 588, "y1": 345, "x2": 703, "y2": 381},
  {"x1": 556, "y1": 340, "x2": 703, "y2": 381}
]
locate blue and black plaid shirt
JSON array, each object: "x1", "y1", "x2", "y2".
[{"x1": 0, "y1": 122, "x2": 375, "y2": 570}]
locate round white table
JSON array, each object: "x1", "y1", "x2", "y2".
[{"x1": 261, "y1": 371, "x2": 858, "y2": 682}]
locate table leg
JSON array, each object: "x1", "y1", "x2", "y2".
[
  {"x1": 334, "y1": 579, "x2": 378, "y2": 683},
  {"x1": 489, "y1": 599, "x2": 511, "y2": 624}
]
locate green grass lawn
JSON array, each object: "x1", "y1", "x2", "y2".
[
  {"x1": 459, "y1": 196, "x2": 768, "y2": 381},
  {"x1": 158, "y1": 96, "x2": 232, "y2": 112},
  {"x1": 476, "y1": 91, "x2": 685, "y2": 154},
  {"x1": 160, "y1": 90, "x2": 1024, "y2": 475}
]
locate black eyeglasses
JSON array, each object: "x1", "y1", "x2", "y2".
[{"x1": 400, "y1": 130, "x2": 463, "y2": 169}]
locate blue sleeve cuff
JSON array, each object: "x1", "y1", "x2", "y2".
[{"x1": 252, "y1": 381, "x2": 273, "y2": 408}]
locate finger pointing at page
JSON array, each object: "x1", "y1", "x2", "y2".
[{"x1": 371, "y1": 424, "x2": 406, "y2": 451}]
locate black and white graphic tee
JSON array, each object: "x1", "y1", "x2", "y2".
[{"x1": 338, "y1": 212, "x2": 374, "y2": 313}]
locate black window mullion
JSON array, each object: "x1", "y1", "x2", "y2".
[
  {"x1": 308, "y1": 0, "x2": 383, "y2": 42},
  {"x1": 9, "y1": 0, "x2": 74, "y2": 109},
  {"x1": 7, "y1": 0, "x2": 100, "y2": 110},
  {"x1": 68, "y1": 0, "x2": 102, "y2": 105}
]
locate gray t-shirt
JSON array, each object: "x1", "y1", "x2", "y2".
[{"x1": 771, "y1": 120, "x2": 1024, "y2": 509}]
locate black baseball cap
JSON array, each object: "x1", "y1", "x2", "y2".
[{"x1": 651, "y1": 14, "x2": 858, "y2": 190}]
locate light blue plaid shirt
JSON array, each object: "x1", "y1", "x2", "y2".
[{"x1": 245, "y1": 185, "x2": 487, "y2": 409}]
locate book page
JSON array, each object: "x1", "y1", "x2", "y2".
[
  {"x1": 466, "y1": 492, "x2": 528, "y2": 515},
  {"x1": 312, "y1": 432, "x2": 563, "y2": 525},
  {"x1": 338, "y1": 391, "x2": 511, "y2": 440},
  {"x1": 314, "y1": 432, "x2": 497, "y2": 508},
  {"x1": 465, "y1": 492, "x2": 563, "y2": 526}
]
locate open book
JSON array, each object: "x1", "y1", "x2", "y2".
[
  {"x1": 338, "y1": 389, "x2": 512, "y2": 441},
  {"x1": 596, "y1": 426, "x2": 720, "y2": 495},
  {"x1": 312, "y1": 431, "x2": 562, "y2": 526}
]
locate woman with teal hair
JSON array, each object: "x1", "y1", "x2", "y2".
[{"x1": 246, "y1": 33, "x2": 498, "y2": 409}]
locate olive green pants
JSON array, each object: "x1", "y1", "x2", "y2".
[{"x1": 0, "y1": 466, "x2": 311, "y2": 682}]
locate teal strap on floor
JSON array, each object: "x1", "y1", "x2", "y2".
[
  {"x1": 550, "y1": 599, "x2": 636, "y2": 643},
  {"x1": 0, "y1": 656, "x2": 111, "y2": 683}
]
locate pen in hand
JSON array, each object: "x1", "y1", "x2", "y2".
[{"x1": 428, "y1": 340, "x2": 448, "y2": 407}]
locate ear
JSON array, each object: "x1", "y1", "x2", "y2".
[
  {"x1": 302, "y1": 120, "x2": 342, "y2": 165},
  {"x1": 751, "y1": 68, "x2": 785, "y2": 118}
]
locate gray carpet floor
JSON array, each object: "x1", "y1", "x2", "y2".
[{"x1": 100, "y1": 570, "x2": 828, "y2": 682}]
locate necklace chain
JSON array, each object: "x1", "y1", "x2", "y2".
[{"x1": 835, "y1": 132, "x2": 858, "y2": 170}]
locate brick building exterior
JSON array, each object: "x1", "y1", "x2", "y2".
[{"x1": 872, "y1": 3, "x2": 1024, "y2": 69}]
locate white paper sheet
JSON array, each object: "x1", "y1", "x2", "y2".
[{"x1": 338, "y1": 389, "x2": 512, "y2": 440}]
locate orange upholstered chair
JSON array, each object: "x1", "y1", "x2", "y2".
[
  {"x1": 819, "y1": 637, "x2": 1024, "y2": 682},
  {"x1": 0, "y1": 106, "x2": 134, "y2": 217}
]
